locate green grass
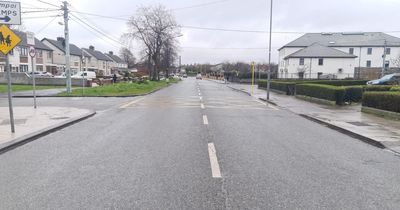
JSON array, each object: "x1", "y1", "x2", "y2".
[
  {"x1": 0, "y1": 84, "x2": 63, "y2": 93},
  {"x1": 57, "y1": 79, "x2": 179, "y2": 97}
]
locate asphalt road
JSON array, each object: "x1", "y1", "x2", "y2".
[{"x1": 1, "y1": 78, "x2": 400, "y2": 209}]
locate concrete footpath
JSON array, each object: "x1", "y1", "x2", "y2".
[
  {"x1": 0, "y1": 106, "x2": 95, "y2": 152},
  {"x1": 0, "y1": 88, "x2": 65, "y2": 98},
  {"x1": 226, "y1": 82, "x2": 400, "y2": 154}
]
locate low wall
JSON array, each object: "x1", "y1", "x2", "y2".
[{"x1": 0, "y1": 72, "x2": 90, "y2": 87}]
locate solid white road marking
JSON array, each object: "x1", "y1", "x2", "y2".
[
  {"x1": 199, "y1": 96, "x2": 203, "y2": 101},
  {"x1": 208, "y1": 143, "x2": 222, "y2": 178},
  {"x1": 119, "y1": 97, "x2": 145, "y2": 109},
  {"x1": 198, "y1": 92, "x2": 202, "y2": 96},
  {"x1": 203, "y1": 115, "x2": 209, "y2": 125},
  {"x1": 201, "y1": 103, "x2": 205, "y2": 109}
]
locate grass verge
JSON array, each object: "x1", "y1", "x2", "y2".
[
  {"x1": 57, "y1": 79, "x2": 179, "y2": 97},
  {"x1": 0, "y1": 84, "x2": 63, "y2": 93}
]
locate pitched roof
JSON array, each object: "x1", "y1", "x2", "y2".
[
  {"x1": 41, "y1": 38, "x2": 83, "y2": 56},
  {"x1": 83, "y1": 48, "x2": 113, "y2": 61},
  {"x1": 15, "y1": 31, "x2": 52, "y2": 51},
  {"x1": 284, "y1": 43, "x2": 357, "y2": 59},
  {"x1": 105, "y1": 53, "x2": 126, "y2": 64},
  {"x1": 281, "y1": 32, "x2": 400, "y2": 49}
]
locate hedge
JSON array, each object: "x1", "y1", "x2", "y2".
[
  {"x1": 390, "y1": 86, "x2": 400, "y2": 91},
  {"x1": 258, "y1": 80, "x2": 296, "y2": 95},
  {"x1": 273, "y1": 80, "x2": 368, "y2": 86},
  {"x1": 362, "y1": 91, "x2": 400, "y2": 113},
  {"x1": 296, "y1": 84, "x2": 346, "y2": 105},
  {"x1": 364, "y1": 85, "x2": 393, "y2": 92}
]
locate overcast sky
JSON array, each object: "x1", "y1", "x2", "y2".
[{"x1": 19, "y1": 0, "x2": 400, "y2": 65}]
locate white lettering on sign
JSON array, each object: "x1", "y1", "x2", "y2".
[{"x1": 0, "y1": 1, "x2": 21, "y2": 25}]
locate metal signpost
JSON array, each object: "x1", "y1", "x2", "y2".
[
  {"x1": 29, "y1": 45, "x2": 37, "y2": 108},
  {"x1": 0, "y1": 1, "x2": 21, "y2": 133}
]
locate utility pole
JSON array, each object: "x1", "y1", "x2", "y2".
[
  {"x1": 266, "y1": 0, "x2": 273, "y2": 100},
  {"x1": 179, "y1": 55, "x2": 181, "y2": 73},
  {"x1": 382, "y1": 39, "x2": 387, "y2": 77},
  {"x1": 6, "y1": 54, "x2": 15, "y2": 133},
  {"x1": 63, "y1": 1, "x2": 72, "y2": 93}
]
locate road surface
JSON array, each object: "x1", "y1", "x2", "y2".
[{"x1": 1, "y1": 78, "x2": 400, "y2": 209}]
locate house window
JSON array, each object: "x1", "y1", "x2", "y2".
[
  {"x1": 349, "y1": 48, "x2": 354, "y2": 55},
  {"x1": 386, "y1": 48, "x2": 391, "y2": 55},
  {"x1": 367, "y1": 48, "x2": 372, "y2": 55},
  {"x1": 36, "y1": 50, "x2": 43, "y2": 58},
  {"x1": 19, "y1": 65, "x2": 28, "y2": 72},
  {"x1": 20, "y1": 47, "x2": 28, "y2": 56},
  {"x1": 318, "y1": 58, "x2": 324, "y2": 66},
  {"x1": 299, "y1": 58, "x2": 304, "y2": 65},
  {"x1": 47, "y1": 51, "x2": 52, "y2": 59},
  {"x1": 366, "y1": 60, "x2": 371, "y2": 67},
  {"x1": 338, "y1": 68, "x2": 343, "y2": 73},
  {"x1": 385, "y1": 60, "x2": 390, "y2": 69}
]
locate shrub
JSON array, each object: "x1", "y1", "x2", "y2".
[
  {"x1": 362, "y1": 91, "x2": 400, "y2": 113},
  {"x1": 364, "y1": 85, "x2": 393, "y2": 92},
  {"x1": 303, "y1": 80, "x2": 369, "y2": 86},
  {"x1": 390, "y1": 86, "x2": 400, "y2": 92},
  {"x1": 296, "y1": 84, "x2": 346, "y2": 105},
  {"x1": 258, "y1": 80, "x2": 296, "y2": 95}
]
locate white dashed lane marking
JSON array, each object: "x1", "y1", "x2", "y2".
[
  {"x1": 203, "y1": 115, "x2": 209, "y2": 125},
  {"x1": 208, "y1": 143, "x2": 222, "y2": 178}
]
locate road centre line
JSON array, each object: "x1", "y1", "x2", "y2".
[
  {"x1": 201, "y1": 103, "x2": 205, "y2": 109},
  {"x1": 119, "y1": 97, "x2": 145, "y2": 109},
  {"x1": 203, "y1": 115, "x2": 209, "y2": 125},
  {"x1": 208, "y1": 143, "x2": 222, "y2": 178},
  {"x1": 199, "y1": 96, "x2": 203, "y2": 101}
]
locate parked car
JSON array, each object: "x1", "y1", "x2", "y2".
[
  {"x1": 54, "y1": 72, "x2": 72, "y2": 78},
  {"x1": 367, "y1": 73, "x2": 400, "y2": 85},
  {"x1": 183, "y1": 74, "x2": 188, "y2": 78},
  {"x1": 29, "y1": 71, "x2": 54, "y2": 78},
  {"x1": 196, "y1": 74, "x2": 202, "y2": 80},
  {"x1": 71, "y1": 71, "x2": 97, "y2": 80}
]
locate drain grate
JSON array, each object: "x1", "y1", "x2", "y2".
[
  {"x1": 50, "y1": 117, "x2": 70, "y2": 120},
  {"x1": 347, "y1": 121, "x2": 371, "y2": 126},
  {"x1": 0, "y1": 119, "x2": 27, "y2": 125}
]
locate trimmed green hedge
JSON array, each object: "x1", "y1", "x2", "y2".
[
  {"x1": 258, "y1": 80, "x2": 296, "y2": 95},
  {"x1": 363, "y1": 91, "x2": 400, "y2": 113},
  {"x1": 296, "y1": 84, "x2": 346, "y2": 105},
  {"x1": 303, "y1": 80, "x2": 369, "y2": 86},
  {"x1": 390, "y1": 86, "x2": 400, "y2": 91},
  {"x1": 364, "y1": 85, "x2": 393, "y2": 92}
]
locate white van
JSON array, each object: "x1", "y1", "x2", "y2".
[{"x1": 71, "y1": 71, "x2": 97, "y2": 80}]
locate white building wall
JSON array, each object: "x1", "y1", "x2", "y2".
[
  {"x1": 334, "y1": 46, "x2": 400, "y2": 68},
  {"x1": 285, "y1": 57, "x2": 355, "y2": 79},
  {"x1": 278, "y1": 47, "x2": 304, "y2": 78}
]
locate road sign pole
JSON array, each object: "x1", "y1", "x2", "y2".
[
  {"x1": 31, "y1": 55, "x2": 37, "y2": 108},
  {"x1": 6, "y1": 54, "x2": 15, "y2": 133},
  {"x1": 266, "y1": 0, "x2": 273, "y2": 100}
]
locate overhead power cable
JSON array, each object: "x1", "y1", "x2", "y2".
[
  {"x1": 35, "y1": 15, "x2": 60, "y2": 34},
  {"x1": 35, "y1": 0, "x2": 60, "y2": 8},
  {"x1": 170, "y1": 0, "x2": 231, "y2": 11}
]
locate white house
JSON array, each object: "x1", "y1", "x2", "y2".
[
  {"x1": 82, "y1": 46, "x2": 113, "y2": 76},
  {"x1": 278, "y1": 32, "x2": 400, "y2": 79},
  {"x1": 0, "y1": 31, "x2": 54, "y2": 74},
  {"x1": 105, "y1": 51, "x2": 128, "y2": 73},
  {"x1": 42, "y1": 37, "x2": 84, "y2": 75}
]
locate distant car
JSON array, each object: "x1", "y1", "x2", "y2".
[
  {"x1": 30, "y1": 71, "x2": 53, "y2": 78},
  {"x1": 183, "y1": 74, "x2": 188, "y2": 78},
  {"x1": 71, "y1": 71, "x2": 97, "y2": 80},
  {"x1": 54, "y1": 72, "x2": 72, "y2": 78},
  {"x1": 196, "y1": 74, "x2": 202, "y2": 80},
  {"x1": 367, "y1": 73, "x2": 400, "y2": 85}
]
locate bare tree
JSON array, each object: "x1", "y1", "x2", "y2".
[
  {"x1": 125, "y1": 5, "x2": 180, "y2": 80},
  {"x1": 161, "y1": 38, "x2": 178, "y2": 77},
  {"x1": 119, "y1": 47, "x2": 136, "y2": 68}
]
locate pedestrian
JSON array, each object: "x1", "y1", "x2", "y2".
[{"x1": 112, "y1": 73, "x2": 117, "y2": 84}]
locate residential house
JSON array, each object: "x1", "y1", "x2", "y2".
[
  {"x1": 105, "y1": 51, "x2": 128, "y2": 74},
  {"x1": 278, "y1": 32, "x2": 400, "y2": 79},
  {"x1": 82, "y1": 46, "x2": 113, "y2": 76},
  {"x1": 41, "y1": 37, "x2": 84, "y2": 75},
  {"x1": 0, "y1": 31, "x2": 54, "y2": 73}
]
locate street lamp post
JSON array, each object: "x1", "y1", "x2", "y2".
[{"x1": 266, "y1": 0, "x2": 273, "y2": 100}]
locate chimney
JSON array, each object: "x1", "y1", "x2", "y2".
[
  {"x1": 89, "y1": 45, "x2": 95, "y2": 50},
  {"x1": 109, "y1": 51, "x2": 113, "y2": 55},
  {"x1": 57, "y1": 37, "x2": 64, "y2": 42}
]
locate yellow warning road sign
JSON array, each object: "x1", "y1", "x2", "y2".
[{"x1": 0, "y1": 25, "x2": 21, "y2": 55}]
